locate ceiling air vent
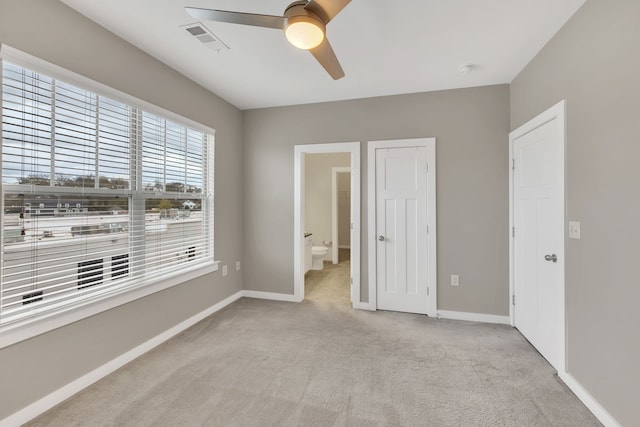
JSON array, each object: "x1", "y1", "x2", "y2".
[{"x1": 181, "y1": 22, "x2": 229, "y2": 53}]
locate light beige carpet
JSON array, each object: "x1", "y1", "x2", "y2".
[{"x1": 26, "y1": 253, "x2": 600, "y2": 426}]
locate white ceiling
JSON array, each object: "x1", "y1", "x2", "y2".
[{"x1": 60, "y1": 0, "x2": 586, "y2": 110}]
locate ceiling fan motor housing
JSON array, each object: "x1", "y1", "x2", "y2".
[{"x1": 284, "y1": 2, "x2": 326, "y2": 49}]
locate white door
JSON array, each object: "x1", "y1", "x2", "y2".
[
  {"x1": 373, "y1": 142, "x2": 435, "y2": 314},
  {"x1": 511, "y1": 101, "x2": 565, "y2": 373}
]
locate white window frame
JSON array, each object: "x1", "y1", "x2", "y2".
[{"x1": 0, "y1": 45, "x2": 218, "y2": 349}]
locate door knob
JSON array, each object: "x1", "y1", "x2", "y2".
[
  {"x1": 378, "y1": 235, "x2": 385, "y2": 241},
  {"x1": 544, "y1": 254, "x2": 558, "y2": 263}
]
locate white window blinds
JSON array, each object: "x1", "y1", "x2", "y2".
[{"x1": 1, "y1": 61, "x2": 215, "y2": 328}]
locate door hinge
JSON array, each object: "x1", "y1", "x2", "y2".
[
  {"x1": 350, "y1": 277, "x2": 353, "y2": 285},
  {"x1": 512, "y1": 295, "x2": 515, "y2": 305},
  {"x1": 427, "y1": 286, "x2": 430, "y2": 296},
  {"x1": 350, "y1": 222, "x2": 354, "y2": 230},
  {"x1": 426, "y1": 225, "x2": 429, "y2": 234},
  {"x1": 512, "y1": 227, "x2": 515, "y2": 238},
  {"x1": 512, "y1": 159, "x2": 515, "y2": 170}
]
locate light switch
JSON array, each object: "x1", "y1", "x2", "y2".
[
  {"x1": 222, "y1": 265, "x2": 228, "y2": 276},
  {"x1": 569, "y1": 221, "x2": 581, "y2": 239}
]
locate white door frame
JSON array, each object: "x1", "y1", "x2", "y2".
[
  {"x1": 367, "y1": 138, "x2": 437, "y2": 315},
  {"x1": 509, "y1": 100, "x2": 566, "y2": 373},
  {"x1": 294, "y1": 142, "x2": 361, "y2": 304},
  {"x1": 332, "y1": 167, "x2": 351, "y2": 264}
]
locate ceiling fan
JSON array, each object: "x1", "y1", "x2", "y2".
[{"x1": 185, "y1": 0, "x2": 351, "y2": 79}]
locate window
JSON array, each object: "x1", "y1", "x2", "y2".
[
  {"x1": 111, "y1": 254, "x2": 129, "y2": 279},
  {"x1": 77, "y1": 259, "x2": 104, "y2": 290},
  {"x1": 0, "y1": 55, "x2": 215, "y2": 331}
]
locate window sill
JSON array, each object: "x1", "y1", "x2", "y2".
[{"x1": 0, "y1": 261, "x2": 220, "y2": 350}]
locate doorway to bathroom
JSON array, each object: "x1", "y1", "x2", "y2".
[{"x1": 293, "y1": 142, "x2": 361, "y2": 307}]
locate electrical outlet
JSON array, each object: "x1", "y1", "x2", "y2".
[
  {"x1": 569, "y1": 221, "x2": 581, "y2": 239},
  {"x1": 451, "y1": 274, "x2": 460, "y2": 287},
  {"x1": 222, "y1": 265, "x2": 228, "y2": 276},
  {"x1": 236, "y1": 261, "x2": 241, "y2": 271}
]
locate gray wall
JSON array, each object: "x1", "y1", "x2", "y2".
[
  {"x1": 243, "y1": 85, "x2": 510, "y2": 314},
  {"x1": 0, "y1": 0, "x2": 243, "y2": 419},
  {"x1": 510, "y1": 1, "x2": 639, "y2": 425}
]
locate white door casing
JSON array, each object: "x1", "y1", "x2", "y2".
[
  {"x1": 367, "y1": 138, "x2": 436, "y2": 315},
  {"x1": 509, "y1": 100, "x2": 566, "y2": 374}
]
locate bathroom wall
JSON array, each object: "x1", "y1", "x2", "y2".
[
  {"x1": 337, "y1": 173, "x2": 351, "y2": 249},
  {"x1": 244, "y1": 84, "x2": 510, "y2": 314},
  {"x1": 511, "y1": 0, "x2": 640, "y2": 424},
  {"x1": 0, "y1": 0, "x2": 243, "y2": 419},
  {"x1": 304, "y1": 153, "x2": 351, "y2": 255}
]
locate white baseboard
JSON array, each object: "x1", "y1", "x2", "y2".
[
  {"x1": 0, "y1": 290, "x2": 244, "y2": 427},
  {"x1": 2, "y1": 291, "x2": 619, "y2": 427},
  {"x1": 430, "y1": 309, "x2": 620, "y2": 426},
  {"x1": 558, "y1": 372, "x2": 621, "y2": 427},
  {"x1": 436, "y1": 310, "x2": 510, "y2": 325},
  {"x1": 350, "y1": 307, "x2": 511, "y2": 323},
  {"x1": 241, "y1": 290, "x2": 302, "y2": 303},
  {"x1": 352, "y1": 301, "x2": 376, "y2": 311}
]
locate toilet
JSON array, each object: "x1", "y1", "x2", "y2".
[{"x1": 311, "y1": 245, "x2": 329, "y2": 270}]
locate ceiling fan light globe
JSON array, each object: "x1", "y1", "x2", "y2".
[{"x1": 285, "y1": 18, "x2": 324, "y2": 50}]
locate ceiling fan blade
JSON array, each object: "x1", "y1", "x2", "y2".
[
  {"x1": 309, "y1": 38, "x2": 345, "y2": 80},
  {"x1": 185, "y1": 7, "x2": 285, "y2": 30},
  {"x1": 304, "y1": 0, "x2": 351, "y2": 23}
]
